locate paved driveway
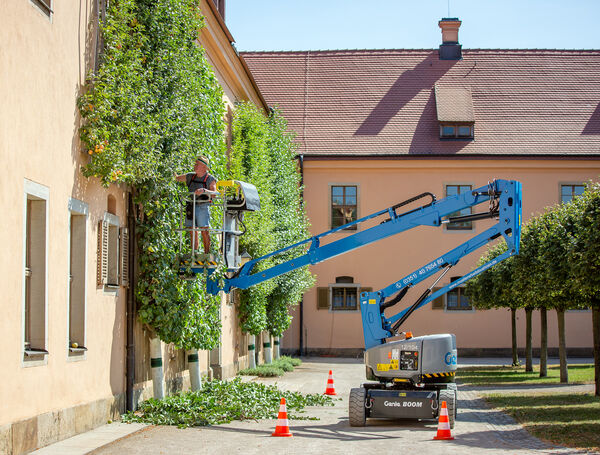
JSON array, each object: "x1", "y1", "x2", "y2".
[{"x1": 87, "y1": 358, "x2": 594, "y2": 455}]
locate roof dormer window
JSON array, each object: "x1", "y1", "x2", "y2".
[
  {"x1": 435, "y1": 85, "x2": 475, "y2": 140},
  {"x1": 440, "y1": 123, "x2": 474, "y2": 139}
]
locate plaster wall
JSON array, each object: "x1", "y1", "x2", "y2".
[
  {"x1": 0, "y1": 0, "x2": 128, "y2": 428},
  {"x1": 289, "y1": 158, "x2": 600, "y2": 353}
]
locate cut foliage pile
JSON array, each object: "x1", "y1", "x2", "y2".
[{"x1": 123, "y1": 376, "x2": 332, "y2": 427}]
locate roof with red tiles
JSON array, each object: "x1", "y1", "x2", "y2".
[{"x1": 241, "y1": 49, "x2": 600, "y2": 157}]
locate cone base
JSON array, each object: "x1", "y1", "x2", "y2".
[
  {"x1": 324, "y1": 390, "x2": 337, "y2": 395},
  {"x1": 433, "y1": 434, "x2": 454, "y2": 440},
  {"x1": 272, "y1": 431, "x2": 293, "y2": 437}
]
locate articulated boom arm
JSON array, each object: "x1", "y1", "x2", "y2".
[
  {"x1": 361, "y1": 179, "x2": 521, "y2": 349},
  {"x1": 207, "y1": 179, "x2": 521, "y2": 350}
]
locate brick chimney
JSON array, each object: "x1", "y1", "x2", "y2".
[{"x1": 438, "y1": 18, "x2": 462, "y2": 60}]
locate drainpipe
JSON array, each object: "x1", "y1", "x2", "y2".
[
  {"x1": 248, "y1": 334, "x2": 256, "y2": 368},
  {"x1": 187, "y1": 349, "x2": 201, "y2": 391},
  {"x1": 126, "y1": 191, "x2": 135, "y2": 411},
  {"x1": 150, "y1": 336, "x2": 165, "y2": 399},
  {"x1": 264, "y1": 333, "x2": 272, "y2": 364},
  {"x1": 298, "y1": 154, "x2": 305, "y2": 357}
]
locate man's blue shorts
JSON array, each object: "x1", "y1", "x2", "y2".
[{"x1": 185, "y1": 203, "x2": 210, "y2": 228}]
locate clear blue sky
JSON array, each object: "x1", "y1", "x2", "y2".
[{"x1": 226, "y1": 0, "x2": 599, "y2": 51}]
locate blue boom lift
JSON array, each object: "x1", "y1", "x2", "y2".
[{"x1": 182, "y1": 178, "x2": 522, "y2": 428}]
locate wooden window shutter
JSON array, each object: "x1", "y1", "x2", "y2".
[
  {"x1": 430, "y1": 287, "x2": 445, "y2": 309},
  {"x1": 120, "y1": 227, "x2": 129, "y2": 287},
  {"x1": 97, "y1": 220, "x2": 109, "y2": 286},
  {"x1": 317, "y1": 287, "x2": 329, "y2": 310}
]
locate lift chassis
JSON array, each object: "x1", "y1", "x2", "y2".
[{"x1": 199, "y1": 179, "x2": 522, "y2": 429}]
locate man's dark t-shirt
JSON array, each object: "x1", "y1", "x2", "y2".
[{"x1": 185, "y1": 172, "x2": 216, "y2": 204}]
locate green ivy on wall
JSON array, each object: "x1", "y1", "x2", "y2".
[
  {"x1": 78, "y1": 0, "x2": 310, "y2": 350},
  {"x1": 231, "y1": 103, "x2": 314, "y2": 337},
  {"x1": 78, "y1": 0, "x2": 226, "y2": 349}
]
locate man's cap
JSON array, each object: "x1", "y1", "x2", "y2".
[{"x1": 196, "y1": 155, "x2": 210, "y2": 168}]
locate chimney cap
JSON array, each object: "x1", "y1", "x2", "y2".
[{"x1": 438, "y1": 16, "x2": 462, "y2": 60}]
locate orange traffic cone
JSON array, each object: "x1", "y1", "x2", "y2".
[
  {"x1": 271, "y1": 397, "x2": 293, "y2": 437},
  {"x1": 324, "y1": 370, "x2": 337, "y2": 395},
  {"x1": 433, "y1": 400, "x2": 454, "y2": 440}
]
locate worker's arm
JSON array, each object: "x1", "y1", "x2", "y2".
[
  {"x1": 196, "y1": 179, "x2": 219, "y2": 197},
  {"x1": 174, "y1": 173, "x2": 187, "y2": 183},
  {"x1": 193, "y1": 178, "x2": 219, "y2": 197}
]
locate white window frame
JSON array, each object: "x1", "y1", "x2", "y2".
[
  {"x1": 22, "y1": 179, "x2": 49, "y2": 367},
  {"x1": 67, "y1": 198, "x2": 89, "y2": 360}
]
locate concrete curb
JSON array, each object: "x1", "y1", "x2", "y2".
[{"x1": 30, "y1": 422, "x2": 149, "y2": 455}]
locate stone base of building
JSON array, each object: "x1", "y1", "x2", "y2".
[
  {"x1": 0, "y1": 367, "x2": 218, "y2": 455},
  {"x1": 0, "y1": 394, "x2": 125, "y2": 455}
]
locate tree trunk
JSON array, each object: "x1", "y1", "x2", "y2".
[
  {"x1": 511, "y1": 308, "x2": 519, "y2": 366},
  {"x1": 592, "y1": 304, "x2": 600, "y2": 397},
  {"x1": 557, "y1": 309, "x2": 568, "y2": 383},
  {"x1": 539, "y1": 307, "x2": 548, "y2": 378},
  {"x1": 525, "y1": 307, "x2": 533, "y2": 372}
]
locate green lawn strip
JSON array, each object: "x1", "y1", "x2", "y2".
[
  {"x1": 238, "y1": 356, "x2": 302, "y2": 377},
  {"x1": 484, "y1": 393, "x2": 600, "y2": 452},
  {"x1": 122, "y1": 376, "x2": 333, "y2": 428},
  {"x1": 457, "y1": 364, "x2": 594, "y2": 385}
]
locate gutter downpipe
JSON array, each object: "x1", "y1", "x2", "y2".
[
  {"x1": 298, "y1": 154, "x2": 304, "y2": 357},
  {"x1": 126, "y1": 190, "x2": 135, "y2": 411}
]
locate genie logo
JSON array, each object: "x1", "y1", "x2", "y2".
[{"x1": 444, "y1": 352, "x2": 457, "y2": 366}]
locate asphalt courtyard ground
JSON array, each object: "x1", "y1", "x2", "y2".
[{"x1": 34, "y1": 357, "x2": 597, "y2": 455}]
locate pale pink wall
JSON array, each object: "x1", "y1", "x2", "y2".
[
  {"x1": 291, "y1": 158, "x2": 600, "y2": 352},
  {"x1": 0, "y1": 0, "x2": 129, "y2": 425}
]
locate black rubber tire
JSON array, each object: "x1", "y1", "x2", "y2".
[
  {"x1": 446, "y1": 383, "x2": 458, "y2": 421},
  {"x1": 349, "y1": 387, "x2": 367, "y2": 427},
  {"x1": 438, "y1": 389, "x2": 456, "y2": 429}
]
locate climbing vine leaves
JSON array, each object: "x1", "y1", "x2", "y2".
[
  {"x1": 79, "y1": 0, "x2": 226, "y2": 349},
  {"x1": 231, "y1": 103, "x2": 314, "y2": 336},
  {"x1": 78, "y1": 1, "x2": 311, "y2": 348}
]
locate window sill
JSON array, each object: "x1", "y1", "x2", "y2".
[
  {"x1": 23, "y1": 348, "x2": 49, "y2": 366},
  {"x1": 439, "y1": 137, "x2": 474, "y2": 141},
  {"x1": 24, "y1": 347, "x2": 49, "y2": 357}
]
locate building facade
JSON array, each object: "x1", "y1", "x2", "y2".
[
  {"x1": 0, "y1": 0, "x2": 265, "y2": 453},
  {"x1": 242, "y1": 19, "x2": 600, "y2": 356}
]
